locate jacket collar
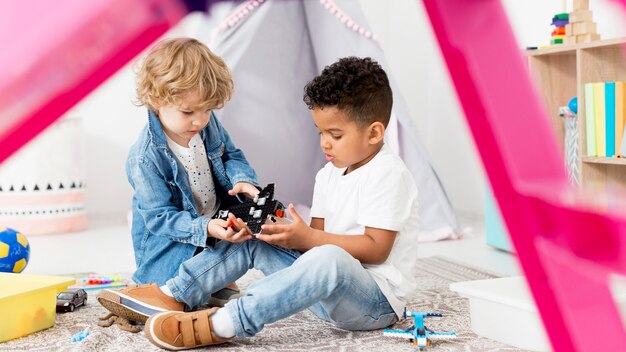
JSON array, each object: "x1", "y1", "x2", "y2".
[{"x1": 147, "y1": 110, "x2": 168, "y2": 147}]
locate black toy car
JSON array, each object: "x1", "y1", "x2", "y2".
[{"x1": 56, "y1": 288, "x2": 87, "y2": 312}]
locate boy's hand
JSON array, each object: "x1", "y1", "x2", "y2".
[
  {"x1": 228, "y1": 182, "x2": 259, "y2": 199},
  {"x1": 257, "y1": 204, "x2": 313, "y2": 250},
  {"x1": 208, "y1": 214, "x2": 253, "y2": 243}
]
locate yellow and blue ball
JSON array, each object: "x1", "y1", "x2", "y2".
[{"x1": 0, "y1": 227, "x2": 30, "y2": 273}]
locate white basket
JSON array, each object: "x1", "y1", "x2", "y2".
[{"x1": 0, "y1": 115, "x2": 87, "y2": 235}]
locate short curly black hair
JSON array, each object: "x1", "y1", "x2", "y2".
[{"x1": 303, "y1": 57, "x2": 393, "y2": 127}]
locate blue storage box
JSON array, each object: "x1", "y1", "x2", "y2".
[{"x1": 485, "y1": 189, "x2": 513, "y2": 252}]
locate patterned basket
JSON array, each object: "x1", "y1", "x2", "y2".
[{"x1": 0, "y1": 116, "x2": 87, "y2": 235}]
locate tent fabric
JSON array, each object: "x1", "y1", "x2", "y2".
[{"x1": 208, "y1": 0, "x2": 459, "y2": 241}]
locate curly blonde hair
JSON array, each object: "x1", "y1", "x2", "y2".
[{"x1": 136, "y1": 38, "x2": 233, "y2": 112}]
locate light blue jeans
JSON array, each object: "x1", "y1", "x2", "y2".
[{"x1": 166, "y1": 240, "x2": 398, "y2": 337}]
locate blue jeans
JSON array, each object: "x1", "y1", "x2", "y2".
[{"x1": 166, "y1": 240, "x2": 398, "y2": 337}]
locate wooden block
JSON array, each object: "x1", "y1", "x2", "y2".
[
  {"x1": 573, "y1": 22, "x2": 597, "y2": 35},
  {"x1": 577, "y1": 33, "x2": 601, "y2": 43},
  {"x1": 565, "y1": 23, "x2": 573, "y2": 36},
  {"x1": 574, "y1": 0, "x2": 589, "y2": 10},
  {"x1": 570, "y1": 9, "x2": 593, "y2": 23}
]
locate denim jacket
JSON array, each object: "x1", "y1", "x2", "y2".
[{"x1": 127, "y1": 110, "x2": 258, "y2": 285}]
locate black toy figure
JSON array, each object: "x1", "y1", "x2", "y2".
[{"x1": 215, "y1": 183, "x2": 288, "y2": 234}]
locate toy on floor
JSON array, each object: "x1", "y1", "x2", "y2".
[
  {"x1": 56, "y1": 288, "x2": 88, "y2": 313},
  {"x1": 0, "y1": 227, "x2": 30, "y2": 273},
  {"x1": 214, "y1": 183, "x2": 288, "y2": 234},
  {"x1": 383, "y1": 308, "x2": 457, "y2": 349},
  {"x1": 98, "y1": 312, "x2": 141, "y2": 333},
  {"x1": 70, "y1": 328, "x2": 90, "y2": 342},
  {"x1": 73, "y1": 274, "x2": 128, "y2": 291}
]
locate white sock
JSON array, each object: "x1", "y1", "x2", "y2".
[
  {"x1": 159, "y1": 285, "x2": 174, "y2": 297},
  {"x1": 210, "y1": 308, "x2": 236, "y2": 339}
]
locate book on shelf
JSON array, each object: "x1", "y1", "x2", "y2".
[
  {"x1": 593, "y1": 82, "x2": 606, "y2": 157},
  {"x1": 606, "y1": 82, "x2": 616, "y2": 157},
  {"x1": 621, "y1": 126, "x2": 626, "y2": 157},
  {"x1": 585, "y1": 83, "x2": 596, "y2": 156},
  {"x1": 617, "y1": 82, "x2": 626, "y2": 156},
  {"x1": 584, "y1": 81, "x2": 626, "y2": 158}
]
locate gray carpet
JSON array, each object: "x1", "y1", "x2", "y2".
[{"x1": 0, "y1": 256, "x2": 528, "y2": 351}]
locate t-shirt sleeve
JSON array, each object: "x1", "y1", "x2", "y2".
[
  {"x1": 357, "y1": 165, "x2": 416, "y2": 232},
  {"x1": 309, "y1": 167, "x2": 328, "y2": 219}
]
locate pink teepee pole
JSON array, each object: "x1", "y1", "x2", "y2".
[
  {"x1": 422, "y1": 0, "x2": 626, "y2": 350},
  {"x1": 0, "y1": 0, "x2": 186, "y2": 165}
]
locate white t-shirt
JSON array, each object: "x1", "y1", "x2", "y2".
[
  {"x1": 166, "y1": 134, "x2": 219, "y2": 217},
  {"x1": 310, "y1": 144, "x2": 419, "y2": 317}
]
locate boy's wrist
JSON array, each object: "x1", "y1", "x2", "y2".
[
  {"x1": 205, "y1": 219, "x2": 220, "y2": 245},
  {"x1": 207, "y1": 219, "x2": 217, "y2": 236},
  {"x1": 229, "y1": 176, "x2": 258, "y2": 188},
  {"x1": 301, "y1": 226, "x2": 320, "y2": 251}
]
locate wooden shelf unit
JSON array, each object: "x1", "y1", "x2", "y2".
[{"x1": 527, "y1": 37, "x2": 626, "y2": 187}]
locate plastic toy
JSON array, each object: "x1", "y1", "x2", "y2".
[
  {"x1": 73, "y1": 273, "x2": 128, "y2": 291},
  {"x1": 76, "y1": 282, "x2": 127, "y2": 291},
  {"x1": 568, "y1": 96, "x2": 578, "y2": 114},
  {"x1": 0, "y1": 227, "x2": 30, "y2": 273},
  {"x1": 98, "y1": 312, "x2": 141, "y2": 333},
  {"x1": 70, "y1": 328, "x2": 89, "y2": 342},
  {"x1": 383, "y1": 308, "x2": 456, "y2": 349},
  {"x1": 214, "y1": 183, "x2": 288, "y2": 234},
  {"x1": 56, "y1": 288, "x2": 87, "y2": 313}
]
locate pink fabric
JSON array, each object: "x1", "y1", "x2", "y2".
[
  {"x1": 0, "y1": 0, "x2": 186, "y2": 165},
  {"x1": 423, "y1": 0, "x2": 626, "y2": 350}
]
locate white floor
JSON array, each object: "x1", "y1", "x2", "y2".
[
  {"x1": 24, "y1": 215, "x2": 136, "y2": 276},
  {"x1": 22, "y1": 214, "x2": 521, "y2": 278}
]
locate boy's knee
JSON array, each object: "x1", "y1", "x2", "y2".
[
  {"x1": 301, "y1": 245, "x2": 354, "y2": 281},
  {"x1": 321, "y1": 244, "x2": 350, "y2": 255},
  {"x1": 307, "y1": 245, "x2": 351, "y2": 263}
]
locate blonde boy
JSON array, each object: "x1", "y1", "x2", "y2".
[{"x1": 98, "y1": 38, "x2": 259, "y2": 317}]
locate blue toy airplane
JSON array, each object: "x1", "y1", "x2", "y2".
[{"x1": 383, "y1": 308, "x2": 457, "y2": 349}]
